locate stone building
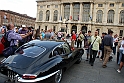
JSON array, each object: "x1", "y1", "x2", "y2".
[
  {"x1": 35, "y1": 0, "x2": 124, "y2": 37},
  {"x1": 0, "y1": 10, "x2": 36, "y2": 28}
]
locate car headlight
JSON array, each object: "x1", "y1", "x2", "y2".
[{"x1": 22, "y1": 74, "x2": 37, "y2": 79}]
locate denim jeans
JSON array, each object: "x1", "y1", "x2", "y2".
[
  {"x1": 113, "y1": 46, "x2": 117, "y2": 55},
  {"x1": 118, "y1": 49, "x2": 123, "y2": 64}
]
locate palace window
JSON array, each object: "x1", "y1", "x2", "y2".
[
  {"x1": 39, "y1": 11, "x2": 43, "y2": 21},
  {"x1": 45, "y1": 26, "x2": 47, "y2": 31},
  {"x1": 46, "y1": 10, "x2": 50, "y2": 21},
  {"x1": 110, "y1": 3, "x2": 114, "y2": 7},
  {"x1": 82, "y1": 3, "x2": 90, "y2": 22},
  {"x1": 96, "y1": 10, "x2": 103, "y2": 23},
  {"x1": 39, "y1": 26, "x2": 40, "y2": 29},
  {"x1": 107, "y1": 10, "x2": 115, "y2": 23},
  {"x1": 108, "y1": 29, "x2": 112, "y2": 34},
  {"x1": 64, "y1": 4, "x2": 70, "y2": 20},
  {"x1": 122, "y1": 3, "x2": 124, "y2": 7},
  {"x1": 47, "y1": 5, "x2": 50, "y2": 8},
  {"x1": 119, "y1": 10, "x2": 124, "y2": 24},
  {"x1": 98, "y1": 4, "x2": 103, "y2": 7},
  {"x1": 55, "y1": 5, "x2": 58, "y2": 8},
  {"x1": 53, "y1": 26, "x2": 56, "y2": 31},
  {"x1": 53, "y1": 10, "x2": 58, "y2": 21},
  {"x1": 119, "y1": 30, "x2": 123, "y2": 37},
  {"x1": 73, "y1": 3, "x2": 80, "y2": 21},
  {"x1": 40, "y1": 6, "x2": 43, "y2": 8}
]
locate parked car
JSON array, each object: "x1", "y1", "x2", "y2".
[
  {"x1": 0, "y1": 40, "x2": 84, "y2": 83},
  {"x1": 0, "y1": 34, "x2": 4, "y2": 55}
]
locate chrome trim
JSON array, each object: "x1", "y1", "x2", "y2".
[
  {"x1": 1, "y1": 58, "x2": 7, "y2": 63},
  {"x1": 18, "y1": 70, "x2": 60, "y2": 82}
]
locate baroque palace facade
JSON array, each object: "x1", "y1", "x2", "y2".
[{"x1": 35, "y1": 0, "x2": 124, "y2": 37}]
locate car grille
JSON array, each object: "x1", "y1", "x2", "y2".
[{"x1": 7, "y1": 70, "x2": 17, "y2": 79}]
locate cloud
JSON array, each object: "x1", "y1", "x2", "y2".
[{"x1": 0, "y1": 0, "x2": 37, "y2": 18}]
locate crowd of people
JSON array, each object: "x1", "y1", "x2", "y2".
[
  {"x1": 70, "y1": 30, "x2": 124, "y2": 73},
  {"x1": 0, "y1": 23, "x2": 124, "y2": 73}
]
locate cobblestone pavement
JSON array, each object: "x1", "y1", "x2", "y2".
[{"x1": 0, "y1": 40, "x2": 124, "y2": 83}]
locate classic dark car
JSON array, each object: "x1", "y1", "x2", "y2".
[
  {"x1": 0, "y1": 34, "x2": 4, "y2": 55},
  {"x1": 0, "y1": 40, "x2": 84, "y2": 83}
]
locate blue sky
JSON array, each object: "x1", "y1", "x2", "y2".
[{"x1": 0, "y1": 0, "x2": 37, "y2": 18}]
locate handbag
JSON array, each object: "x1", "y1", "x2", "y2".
[
  {"x1": 2, "y1": 46, "x2": 14, "y2": 58},
  {"x1": 2, "y1": 39, "x2": 15, "y2": 58},
  {"x1": 114, "y1": 42, "x2": 118, "y2": 46}
]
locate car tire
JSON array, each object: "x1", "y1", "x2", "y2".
[{"x1": 52, "y1": 69, "x2": 63, "y2": 83}]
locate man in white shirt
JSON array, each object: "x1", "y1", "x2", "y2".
[{"x1": 89, "y1": 31, "x2": 101, "y2": 66}]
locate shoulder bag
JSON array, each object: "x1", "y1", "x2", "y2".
[{"x1": 89, "y1": 37, "x2": 97, "y2": 49}]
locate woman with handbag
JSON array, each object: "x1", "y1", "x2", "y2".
[
  {"x1": 77, "y1": 31, "x2": 84, "y2": 48},
  {"x1": 112, "y1": 34, "x2": 118, "y2": 55}
]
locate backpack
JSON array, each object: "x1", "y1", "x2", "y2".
[{"x1": 1, "y1": 31, "x2": 11, "y2": 48}]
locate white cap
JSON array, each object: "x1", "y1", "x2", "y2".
[
  {"x1": 22, "y1": 25, "x2": 26, "y2": 27},
  {"x1": 14, "y1": 27, "x2": 17, "y2": 29}
]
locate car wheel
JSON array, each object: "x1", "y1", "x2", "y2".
[{"x1": 52, "y1": 69, "x2": 63, "y2": 83}]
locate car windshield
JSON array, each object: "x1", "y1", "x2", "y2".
[{"x1": 15, "y1": 44, "x2": 46, "y2": 58}]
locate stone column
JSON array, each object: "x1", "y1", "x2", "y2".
[
  {"x1": 92, "y1": 3, "x2": 96, "y2": 24},
  {"x1": 68, "y1": 24, "x2": 72, "y2": 34},
  {"x1": 58, "y1": 4, "x2": 61, "y2": 21},
  {"x1": 90, "y1": 2, "x2": 93, "y2": 22},
  {"x1": 36, "y1": 5, "x2": 39, "y2": 21},
  {"x1": 50, "y1": 4, "x2": 53, "y2": 22},
  {"x1": 43, "y1": 10, "x2": 46, "y2": 22},
  {"x1": 77, "y1": 24, "x2": 81, "y2": 33},
  {"x1": 60, "y1": 3, "x2": 64, "y2": 21},
  {"x1": 79, "y1": 2, "x2": 83, "y2": 22},
  {"x1": 114, "y1": 2, "x2": 119, "y2": 25},
  {"x1": 103, "y1": 2, "x2": 108, "y2": 24},
  {"x1": 70, "y1": 3, "x2": 73, "y2": 21}
]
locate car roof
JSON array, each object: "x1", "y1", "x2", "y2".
[{"x1": 27, "y1": 40, "x2": 64, "y2": 49}]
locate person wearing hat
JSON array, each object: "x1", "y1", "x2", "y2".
[
  {"x1": 4, "y1": 23, "x2": 31, "y2": 52},
  {"x1": 18, "y1": 25, "x2": 28, "y2": 46}
]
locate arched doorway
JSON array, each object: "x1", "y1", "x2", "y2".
[
  {"x1": 81, "y1": 26, "x2": 87, "y2": 34},
  {"x1": 71, "y1": 25, "x2": 77, "y2": 33}
]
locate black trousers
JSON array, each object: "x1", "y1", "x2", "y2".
[
  {"x1": 90, "y1": 50, "x2": 98, "y2": 64},
  {"x1": 77, "y1": 40, "x2": 82, "y2": 48},
  {"x1": 117, "y1": 52, "x2": 119, "y2": 64},
  {"x1": 100, "y1": 49, "x2": 104, "y2": 59}
]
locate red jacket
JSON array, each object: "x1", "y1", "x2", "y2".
[{"x1": 71, "y1": 34, "x2": 76, "y2": 41}]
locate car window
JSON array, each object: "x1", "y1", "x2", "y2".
[
  {"x1": 63, "y1": 43, "x2": 71, "y2": 54},
  {"x1": 15, "y1": 45, "x2": 46, "y2": 58},
  {"x1": 50, "y1": 45, "x2": 64, "y2": 58}
]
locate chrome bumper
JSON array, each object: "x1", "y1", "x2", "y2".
[{"x1": 17, "y1": 70, "x2": 60, "y2": 82}]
